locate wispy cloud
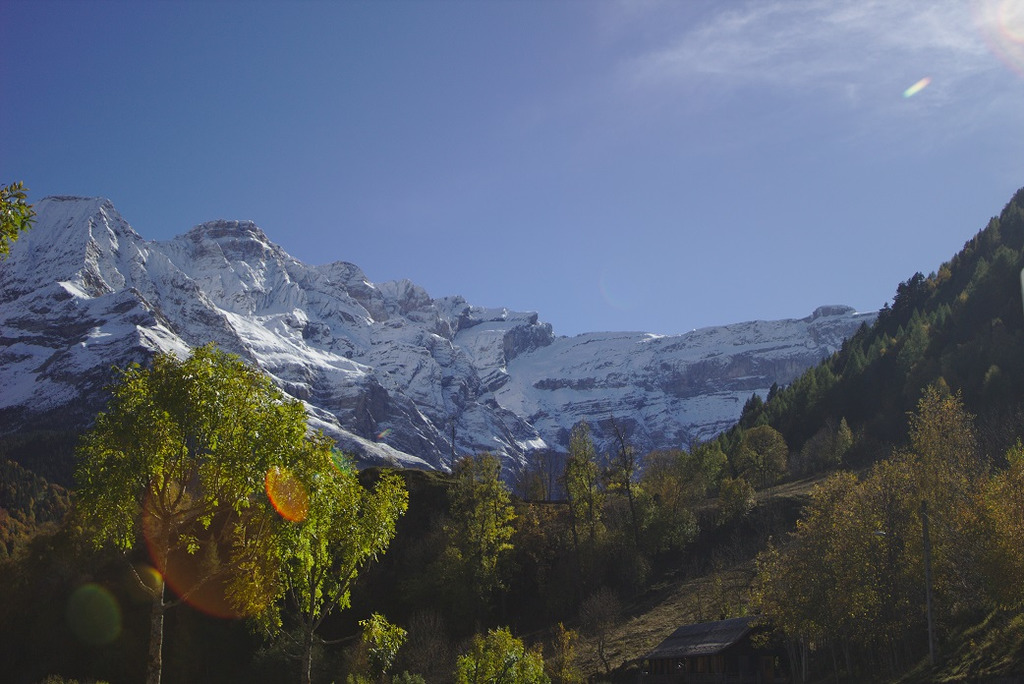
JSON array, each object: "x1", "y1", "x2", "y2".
[{"x1": 619, "y1": 1, "x2": 1002, "y2": 102}]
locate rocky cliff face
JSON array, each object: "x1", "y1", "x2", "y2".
[
  {"x1": 494, "y1": 307, "x2": 873, "y2": 453},
  {"x1": 0, "y1": 197, "x2": 874, "y2": 473}
]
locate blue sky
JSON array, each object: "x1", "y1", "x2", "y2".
[{"x1": 3, "y1": 0, "x2": 1023, "y2": 336}]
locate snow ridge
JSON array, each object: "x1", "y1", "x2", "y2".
[{"x1": 0, "y1": 197, "x2": 875, "y2": 471}]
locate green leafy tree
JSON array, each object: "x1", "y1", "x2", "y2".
[
  {"x1": 348, "y1": 613, "x2": 409, "y2": 684},
  {"x1": 639, "y1": 450, "x2": 698, "y2": 553},
  {"x1": 718, "y1": 476, "x2": 755, "y2": 523},
  {"x1": 1, "y1": 181, "x2": 35, "y2": 257},
  {"x1": 563, "y1": 422, "x2": 603, "y2": 548},
  {"x1": 688, "y1": 440, "x2": 729, "y2": 491},
  {"x1": 363, "y1": 613, "x2": 408, "y2": 681},
  {"x1": 836, "y1": 417, "x2": 853, "y2": 459},
  {"x1": 561, "y1": 422, "x2": 604, "y2": 599},
  {"x1": 641, "y1": 444, "x2": 724, "y2": 553},
  {"x1": 455, "y1": 627, "x2": 548, "y2": 684},
  {"x1": 906, "y1": 385, "x2": 980, "y2": 494},
  {"x1": 902, "y1": 385, "x2": 987, "y2": 619},
  {"x1": 979, "y1": 441, "x2": 1024, "y2": 605},
  {"x1": 795, "y1": 417, "x2": 853, "y2": 475},
  {"x1": 444, "y1": 453, "x2": 516, "y2": 623},
  {"x1": 606, "y1": 421, "x2": 643, "y2": 548},
  {"x1": 547, "y1": 622, "x2": 583, "y2": 684},
  {"x1": 737, "y1": 425, "x2": 788, "y2": 490},
  {"x1": 752, "y1": 472, "x2": 870, "y2": 679},
  {"x1": 754, "y1": 387, "x2": 992, "y2": 680},
  {"x1": 254, "y1": 458, "x2": 408, "y2": 684},
  {"x1": 391, "y1": 673, "x2": 427, "y2": 684},
  {"x1": 857, "y1": 455, "x2": 925, "y2": 656},
  {"x1": 75, "y1": 344, "x2": 317, "y2": 684},
  {"x1": 565, "y1": 419, "x2": 602, "y2": 540}
]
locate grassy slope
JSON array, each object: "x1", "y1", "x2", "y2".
[{"x1": 905, "y1": 607, "x2": 1024, "y2": 683}]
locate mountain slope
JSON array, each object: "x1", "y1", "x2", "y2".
[{"x1": 0, "y1": 197, "x2": 872, "y2": 475}]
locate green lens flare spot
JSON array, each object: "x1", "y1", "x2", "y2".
[{"x1": 66, "y1": 583, "x2": 122, "y2": 646}]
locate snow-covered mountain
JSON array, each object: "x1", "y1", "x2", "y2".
[{"x1": 0, "y1": 197, "x2": 875, "y2": 473}]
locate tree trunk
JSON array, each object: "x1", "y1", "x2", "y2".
[
  {"x1": 625, "y1": 480, "x2": 641, "y2": 549},
  {"x1": 785, "y1": 641, "x2": 802, "y2": 684},
  {"x1": 613, "y1": 424, "x2": 642, "y2": 549},
  {"x1": 146, "y1": 579, "x2": 166, "y2": 684},
  {"x1": 301, "y1": 631, "x2": 314, "y2": 684}
]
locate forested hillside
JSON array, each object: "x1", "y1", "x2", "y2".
[
  {"x1": 0, "y1": 458, "x2": 71, "y2": 558},
  {"x1": 728, "y1": 186, "x2": 1024, "y2": 469}
]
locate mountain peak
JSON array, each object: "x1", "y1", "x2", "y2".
[
  {"x1": 1, "y1": 196, "x2": 143, "y2": 296},
  {"x1": 186, "y1": 218, "x2": 266, "y2": 240},
  {"x1": 34, "y1": 195, "x2": 120, "y2": 230},
  {"x1": 178, "y1": 219, "x2": 281, "y2": 264},
  {"x1": 184, "y1": 219, "x2": 271, "y2": 247}
]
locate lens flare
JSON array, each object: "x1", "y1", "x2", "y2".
[
  {"x1": 126, "y1": 563, "x2": 164, "y2": 603},
  {"x1": 377, "y1": 428, "x2": 393, "y2": 441},
  {"x1": 902, "y1": 76, "x2": 931, "y2": 98},
  {"x1": 599, "y1": 268, "x2": 638, "y2": 312},
  {"x1": 265, "y1": 466, "x2": 309, "y2": 522},
  {"x1": 66, "y1": 583, "x2": 122, "y2": 646},
  {"x1": 141, "y1": 482, "x2": 264, "y2": 619},
  {"x1": 976, "y1": 0, "x2": 1024, "y2": 76},
  {"x1": 137, "y1": 563, "x2": 163, "y2": 592}
]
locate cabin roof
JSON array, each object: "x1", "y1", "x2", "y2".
[{"x1": 644, "y1": 616, "x2": 755, "y2": 660}]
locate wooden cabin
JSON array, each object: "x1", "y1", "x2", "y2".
[{"x1": 639, "y1": 616, "x2": 789, "y2": 683}]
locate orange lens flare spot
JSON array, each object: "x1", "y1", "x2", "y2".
[{"x1": 265, "y1": 467, "x2": 309, "y2": 522}]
